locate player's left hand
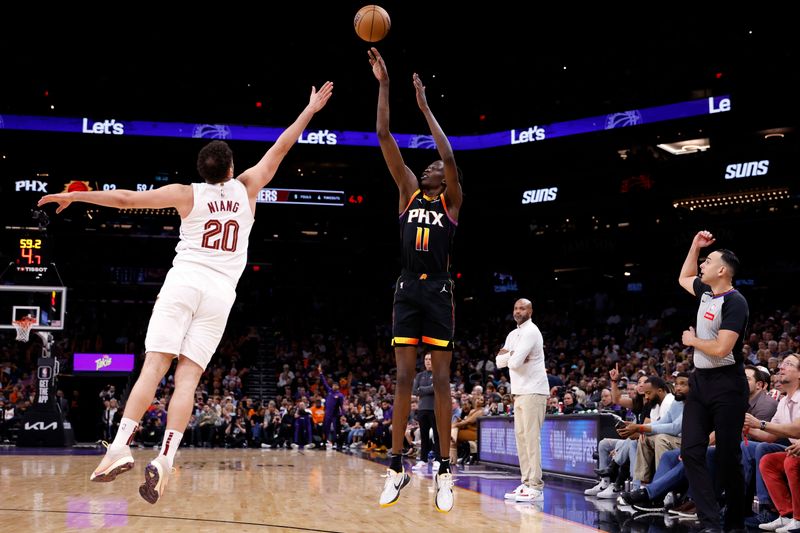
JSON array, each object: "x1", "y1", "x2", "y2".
[
  {"x1": 38, "y1": 193, "x2": 73, "y2": 214},
  {"x1": 413, "y1": 73, "x2": 429, "y2": 111},
  {"x1": 307, "y1": 81, "x2": 334, "y2": 114}
]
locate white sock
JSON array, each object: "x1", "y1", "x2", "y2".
[
  {"x1": 159, "y1": 429, "x2": 183, "y2": 467},
  {"x1": 110, "y1": 418, "x2": 138, "y2": 449}
]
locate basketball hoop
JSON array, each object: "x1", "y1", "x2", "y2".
[{"x1": 12, "y1": 317, "x2": 36, "y2": 342}]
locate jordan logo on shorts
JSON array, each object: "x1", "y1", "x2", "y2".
[{"x1": 441, "y1": 284, "x2": 448, "y2": 293}]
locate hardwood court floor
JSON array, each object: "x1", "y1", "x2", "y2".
[{"x1": 0, "y1": 447, "x2": 604, "y2": 532}]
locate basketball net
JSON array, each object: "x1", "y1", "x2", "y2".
[{"x1": 12, "y1": 317, "x2": 36, "y2": 342}]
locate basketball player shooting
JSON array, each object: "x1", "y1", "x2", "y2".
[
  {"x1": 37, "y1": 81, "x2": 333, "y2": 504},
  {"x1": 368, "y1": 47, "x2": 463, "y2": 513}
]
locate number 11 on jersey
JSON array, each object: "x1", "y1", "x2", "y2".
[{"x1": 415, "y1": 227, "x2": 430, "y2": 252}]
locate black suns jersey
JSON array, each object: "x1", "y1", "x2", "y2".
[{"x1": 398, "y1": 190, "x2": 457, "y2": 274}]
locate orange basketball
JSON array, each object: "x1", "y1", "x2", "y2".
[{"x1": 354, "y1": 5, "x2": 390, "y2": 43}]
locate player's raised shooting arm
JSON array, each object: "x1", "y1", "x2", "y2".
[
  {"x1": 239, "y1": 82, "x2": 334, "y2": 197},
  {"x1": 413, "y1": 72, "x2": 461, "y2": 214},
  {"x1": 369, "y1": 47, "x2": 417, "y2": 207}
]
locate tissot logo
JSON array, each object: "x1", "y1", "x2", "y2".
[
  {"x1": 82, "y1": 118, "x2": 125, "y2": 135},
  {"x1": 521, "y1": 187, "x2": 558, "y2": 204},
  {"x1": 724, "y1": 160, "x2": 769, "y2": 179},
  {"x1": 15, "y1": 180, "x2": 48, "y2": 192},
  {"x1": 24, "y1": 421, "x2": 58, "y2": 431}
]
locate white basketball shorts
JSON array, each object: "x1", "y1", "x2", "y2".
[{"x1": 144, "y1": 265, "x2": 236, "y2": 369}]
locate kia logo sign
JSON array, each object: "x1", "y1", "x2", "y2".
[{"x1": 24, "y1": 421, "x2": 58, "y2": 431}]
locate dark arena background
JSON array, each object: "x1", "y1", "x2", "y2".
[{"x1": 1, "y1": 5, "x2": 798, "y2": 532}]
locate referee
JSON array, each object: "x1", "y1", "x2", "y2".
[{"x1": 678, "y1": 230, "x2": 749, "y2": 533}]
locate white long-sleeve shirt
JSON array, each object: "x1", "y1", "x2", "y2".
[{"x1": 495, "y1": 319, "x2": 549, "y2": 396}]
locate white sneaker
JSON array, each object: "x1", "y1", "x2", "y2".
[
  {"x1": 434, "y1": 472, "x2": 454, "y2": 512},
  {"x1": 515, "y1": 486, "x2": 544, "y2": 502},
  {"x1": 664, "y1": 514, "x2": 679, "y2": 529},
  {"x1": 505, "y1": 483, "x2": 526, "y2": 500},
  {"x1": 379, "y1": 468, "x2": 410, "y2": 507},
  {"x1": 433, "y1": 472, "x2": 453, "y2": 513},
  {"x1": 775, "y1": 518, "x2": 800, "y2": 533},
  {"x1": 761, "y1": 516, "x2": 792, "y2": 531},
  {"x1": 138, "y1": 456, "x2": 174, "y2": 505},
  {"x1": 432, "y1": 460, "x2": 440, "y2": 472},
  {"x1": 412, "y1": 461, "x2": 427, "y2": 470},
  {"x1": 596, "y1": 484, "x2": 619, "y2": 499},
  {"x1": 89, "y1": 444, "x2": 134, "y2": 482},
  {"x1": 584, "y1": 479, "x2": 609, "y2": 496}
]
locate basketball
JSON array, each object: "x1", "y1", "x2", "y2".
[{"x1": 354, "y1": 5, "x2": 390, "y2": 43}]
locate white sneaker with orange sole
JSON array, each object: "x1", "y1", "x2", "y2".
[
  {"x1": 89, "y1": 443, "x2": 134, "y2": 482},
  {"x1": 138, "y1": 456, "x2": 174, "y2": 504}
]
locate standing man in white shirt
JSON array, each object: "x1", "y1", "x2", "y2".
[{"x1": 496, "y1": 298, "x2": 549, "y2": 503}]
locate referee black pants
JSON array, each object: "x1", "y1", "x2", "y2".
[
  {"x1": 681, "y1": 364, "x2": 748, "y2": 531},
  {"x1": 417, "y1": 409, "x2": 439, "y2": 461}
]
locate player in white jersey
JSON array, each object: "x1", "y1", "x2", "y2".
[{"x1": 38, "y1": 81, "x2": 333, "y2": 504}]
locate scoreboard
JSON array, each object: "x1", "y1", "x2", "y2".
[
  {"x1": 256, "y1": 188, "x2": 346, "y2": 206},
  {"x1": 10, "y1": 178, "x2": 357, "y2": 208}
]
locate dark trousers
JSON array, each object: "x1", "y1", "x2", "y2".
[
  {"x1": 417, "y1": 409, "x2": 440, "y2": 461},
  {"x1": 681, "y1": 365, "x2": 748, "y2": 530},
  {"x1": 294, "y1": 416, "x2": 313, "y2": 446},
  {"x1": 322, "y1": 414, "x2": 340, "y2": 443}
]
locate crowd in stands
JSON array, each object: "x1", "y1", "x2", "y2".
[{"x1": 4, "y1": 292, "x2": 800, "y2": 520}]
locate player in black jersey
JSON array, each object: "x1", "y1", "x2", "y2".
[{"x1": 368, "y1": 47, "x2": 463, "y2": 513}]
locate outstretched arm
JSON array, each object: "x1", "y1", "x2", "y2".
[
  {"x1": 413, "y1": 72, "x2": 462, "y2": 217},
  {"x1": 38, "y1": 183, "x2": 194, "y2": 217},
  {"x1": 238, "y1": 82, "x2": 334, "y2": 198},
  {"x1": 318, "y1": 365, "x2": 332, "y2": 395},
  {"x1": 368, "y1": 47, "x2": 418, "y2": 211},
  {"x1": 678, "y1": 230, "x2": 715, "y2": 295},
  {"x1": 609, "y1": 364, "x2": 633, "y2": 409}
]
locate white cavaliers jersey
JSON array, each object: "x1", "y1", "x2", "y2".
[{"x1": 172, "y1": 179, "x2": 255, "y2": 287}]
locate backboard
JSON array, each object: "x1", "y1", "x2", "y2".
[{"x1": 0, "y1": 285, "x2": 67, "y2": 330}]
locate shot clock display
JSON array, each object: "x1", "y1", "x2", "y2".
[{"x1": 13, "y1": 231, "x2": 51, "y2": 280}]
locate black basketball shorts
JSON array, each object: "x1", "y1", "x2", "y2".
[{"x1": 391, "y1": 272, "x2": 454, "y2": 350}]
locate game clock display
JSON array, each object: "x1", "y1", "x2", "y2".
[{"x1": 13, "y1": 232, "x2": 51, "y2": 278}]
